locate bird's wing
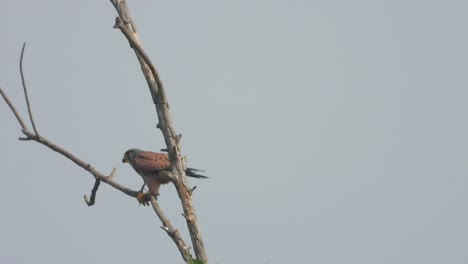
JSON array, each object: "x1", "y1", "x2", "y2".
[{"x1": 132, "y1": 151, "x2": 171, "y2": 173}]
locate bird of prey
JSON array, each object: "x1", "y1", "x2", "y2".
[{"x1": 122, "y1": 148, "x2": 207, "y2": 205}]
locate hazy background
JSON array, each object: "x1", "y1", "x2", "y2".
[{"x1": 1, "y1": 0, "x2": 468, "y2": 263}]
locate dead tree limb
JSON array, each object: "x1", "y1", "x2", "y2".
[
  {"x1": 150, "y1": 196, "x2": 192, "y2": 260},
  {"x1": 3, "y1": 1, "x2": 208, "y2": 262},
  {"x1": 84, "y1": 167, "x2": 115, "y2": 206},
  {"x1": 1, "y1": 83, "x2": 138, "y2": 199},
  {"x1": 19, "y1": 43, "x2": 39, "y2": 136},
  {"x1": 1, "y1": 43, "x2": 192, "y2": 261},
  {"x1": 109, "y1": 1, "x2": 208, "y2": 262},
  {"x1": 84, "y1": 179, "x2": 101, "y2": 206}
]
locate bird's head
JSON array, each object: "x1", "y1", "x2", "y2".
[{"x1": 122, "y1": 148, "x2": 142, "y2": 163}]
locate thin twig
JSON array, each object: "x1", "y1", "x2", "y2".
[
  {"x1": 83, "y1": 167, "x2": 117, "y2": 206},
  {"x1": 113, "y1": 18, "x2": 164, "y2": 94},
  {"x1": 111, "y1": 4, "x2": 208, "y2": 263},
  {"x1": 117, "y1": 0, "x2": 137, "y2": 32},
  {"x1": 19, "y1": 129, "x2": 140, "y2": 198},
  {"x1": 1, "y1": 84, "x2": 141, "y2": 201},
  {"x1": 107, "y1": 167, "x2": 117, "y2": 180},
  {"x1": 188, "y1": 186, "x2": 197, "y2": 196},
  {"x1": 84, "y1": 179, "x2": 100, "y2": 206},
  {"x1": 2, "y1": 14, "x2": 201, "y2": 262},
  {"x1": 19, "y1": 43, "x2": 39, "y2": 136},
  {"x1": 150, "y1": 196, "x2": 192, "y2": 262},
  {"x1": 0, "y1": 86, "x2": 29, "y2": 131}
]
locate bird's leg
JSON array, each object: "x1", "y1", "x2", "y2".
[
  {"x1": 137, "y1": 192, "x2": 151, "y2": 206},
  {"x1": 136, "y1": 183, "x2": 151, "y2": 206},
  {"x1": 137, "y1": 191, "x2": 159, "y2": 206},
  {"x1": 139, "y1": 183, "x2": 147, "y2": 193}
]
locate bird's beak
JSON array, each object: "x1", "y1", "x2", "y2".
[{"x1": 122, "y1": 156, "x2": 128, "y2": 163}]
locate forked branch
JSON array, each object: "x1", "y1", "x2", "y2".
[
  {"x1": 19, "y1": 43, "x2": 39, "y2": 136},
  {"x1": 1, "y1": 84, "x2": 138, "y2": 199},
  {"x1": 2, "y1": 1, "x2": 208, "y2": 262},
  {"x1": 1, "y1": 40, "x2": 194, "y2": 263},
  {"x1": 109, "y1": 1, "x2": 208, "y2": 263}
]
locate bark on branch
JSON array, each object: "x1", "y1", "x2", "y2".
[
  {"x1": 109, "y1": 1, "x2": 208, "y2": 263},
  {"x1": 1, "y1": 42, "x2": 192, "y2": 262},
  {"x1": 1, "y1": 69, "x2": 138, "y2": 200},
  {"x1": 3, "y1": 1, "x2": 209, "y2": 262}
]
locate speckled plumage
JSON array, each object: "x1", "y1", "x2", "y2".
[{"x1": 122, "y1": 148, "x2": 207, "y2": 201}]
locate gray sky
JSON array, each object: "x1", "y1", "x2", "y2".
[{"x1": 1, "y1": 0, "x2": 468, "y2": 263}]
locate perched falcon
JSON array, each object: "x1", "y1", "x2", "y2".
[{"x1": 122, "y1": 148, "x2": 207, "y2": 205}]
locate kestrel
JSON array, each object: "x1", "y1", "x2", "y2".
[{"x1": 122, "y1": 148, "x2": 207, "y2": 205}]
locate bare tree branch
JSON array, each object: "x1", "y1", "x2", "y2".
[
  {"x1": 110, "y1": 0, "x2": 137, "y2": 33},
  {"x1": 84, "y1": 168, "x2": 115, "y2": 206},
  {"x1": 150, "y1": 196, "x2": 191, "y2": 262},
  {"x1": 0, "y1": 86, "x2": 28, "y2": 131},
  {"x1": 2, "y1": 52, "x2": 139, "y2": 201},
  {"x1": 84, "y1": 179, "x2": 101, "y2": 206},
  {"x1": 19, "y1": 43, "x2": 39, "y2": 136},
  {"x1": 3, "y1": 2, "x2": 209, "y2": 262},
  {"x1": 20, "y1": 128, "x2": 140, "y2": 199},
  {"x1": 2, "y1": 40, "x2": 194, "y2": 262},
  {"x1": 109, "y1": 2, "x2": 209, "y2": 263},
  {"x1": 113, "y1": 17, "x2": 163, "y2": 97}
]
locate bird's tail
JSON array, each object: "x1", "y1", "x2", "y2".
[{"x1": 185, "y1": 168, "x2": 208, "y2": 179}]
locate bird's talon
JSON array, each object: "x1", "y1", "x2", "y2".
[
  {"x1": 122, "y1": 149, "x2": 207, "y2": 205},
  {"x1": 137, "y1": 192, "x2": 150, "y2": 206}
]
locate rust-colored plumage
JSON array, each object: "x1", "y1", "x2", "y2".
[
  {"x1": 130, "y1": 151, "x2": 171, "y2": 173},
  {"x1": 122, "y1": 148, "x2": 207, "y2": 205}
]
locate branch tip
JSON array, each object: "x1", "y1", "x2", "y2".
[
  {"x1": 176, "y1": 133, "x2": 182, "y2": 141},
  {"x1": 113, "y1": 17, "x2": 122, "y2": 29},
  {"x1": 83, "y1": 194, "x2": 91, "y2": 205},
  {"x1": 188, "y1": 186, "x2": 197, "y2": 196},
  {"x1": 84, "y1": 179, "x2": 101, "y2": 206},
  {"x1": 107, "y1": 167, "x2": 117, "y2": 180},
  {"x1": 20, "y1": 43, "x2": 40, "y2": 136}
]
